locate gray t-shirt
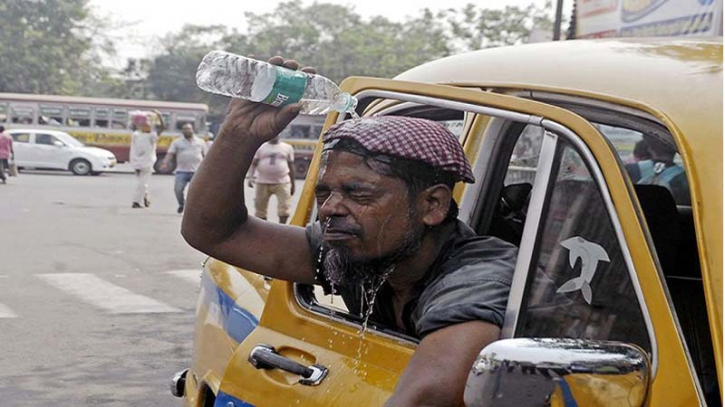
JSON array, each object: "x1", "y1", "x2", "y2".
[
  {"x1": 306, "y1": 220, "x2": 517, "y2": 339},
  {"x1": 169, "y1": 136, "x2": 207, "y2": 172}
]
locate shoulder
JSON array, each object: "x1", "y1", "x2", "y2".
[{"x1": 437, "y1": 234, "x2": 518, "y2": 286}]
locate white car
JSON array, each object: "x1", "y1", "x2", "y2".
[{"x1": 7, "y1": 129, "x2": 117, "y2": 175}]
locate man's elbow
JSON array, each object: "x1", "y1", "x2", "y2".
[{"x1": 180, "y1": 217, "x2": 209, "y2": 254}]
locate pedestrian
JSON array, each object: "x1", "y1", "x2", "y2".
[
  {"x1": 161, "y1": 123, "x2": 207, "y2": 214},
  {"x1": 0, "y1": 126, "x2": 13, "y2": 184},
  {"x1": 182, "y1": 56, "x2": 517, "y2": 407},
  {"x1": 247, "y1": 136, "x2": 296, "y2": 223},
  {"x1": 129, "y1": 112, "x2": 165, "y2": 208}
]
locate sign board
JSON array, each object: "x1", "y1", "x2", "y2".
[{"x1": 577, "y1": 0, "x2": 723, "y2": 38}]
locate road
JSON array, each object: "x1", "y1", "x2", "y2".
[{"x1": 0, "y1": 167, "x2": 305, "y2": 406}]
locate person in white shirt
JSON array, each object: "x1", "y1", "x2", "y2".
[
  {"x1": 247, "y1": 137, "x2": 296, "y2": 223},
  {"x1": 129, "y1": 113, "x2": 164, "y2": 208},
  {"x1": 161, "y1": 123, "x2": 208, "y2": 213}
]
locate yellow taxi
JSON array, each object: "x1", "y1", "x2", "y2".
[{"x1": 173, "y1": 37, "x2": 722, "y2": 407}]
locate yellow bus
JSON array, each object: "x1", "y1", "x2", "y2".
[
  {"x1": 0, "y1": 93, "x2": 208, "y2": 172},
  {"x1": 0, "y1": 93, "x2": 322, "y2": 176}
]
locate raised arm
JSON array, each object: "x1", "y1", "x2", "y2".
[{"x1": 181, "y1": 57, "x2": 317, "y2": 284}]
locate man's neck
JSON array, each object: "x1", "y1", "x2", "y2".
[{"x1": 386, "y1": 221, "x2": 457, "y2": 300}]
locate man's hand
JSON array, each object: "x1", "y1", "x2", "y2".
[
  {"x1": 217, "y1": 57, "x2": 316, "y2": 146},
  {"x1": 290, "y1": 182, "x2": 296, "y2": 196}
]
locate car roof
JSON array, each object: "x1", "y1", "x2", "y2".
[
  {"x1": 7, "y1": 129, "x2": 72, "y2": 136},
  {"x1": 397, "y1": 36, "x2": 723, "y2": 355}
]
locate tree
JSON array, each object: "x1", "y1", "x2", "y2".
[
  {"x1": 0, "y1": 0, "x2": 106, "y2": 95},
  {"x1": 440, "y1": 2, "x2": 555, "y2": 52}
]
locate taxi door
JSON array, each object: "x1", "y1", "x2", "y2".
[{"x1": 213, "y1": 77, "x2": 702, "y2": 407}]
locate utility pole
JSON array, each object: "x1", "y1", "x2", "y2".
[{"x1": 553, "y1": 0, "x2": 564, "y2": 40}]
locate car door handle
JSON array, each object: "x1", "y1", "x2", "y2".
[{"x1": 248, "y1": 344, "x2": 328, "y2": 386}]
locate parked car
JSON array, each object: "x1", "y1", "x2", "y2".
[
  {"x1": 7, "y1": 129, "x2": 117, "y2": 175},
  {"x1": 175, "y1": 38, "x2": 721, "y2": 407}
]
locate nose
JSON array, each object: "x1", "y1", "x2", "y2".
[{"x1": 318, "y1": 191, "x2": 348, "y2": 218}]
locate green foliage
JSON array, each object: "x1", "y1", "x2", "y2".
[
  {"x1": 1, "y1": 0, "x2": 555, "y2": 119},
  {"x1": 0, "y1": 0, "x2": 96, "y2": 94}
]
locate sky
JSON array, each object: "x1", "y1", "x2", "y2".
[{"x1": 89, "y1": 0, "x2": 556, "y2": 67}]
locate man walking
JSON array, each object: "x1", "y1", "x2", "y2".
[
  {"x1": 247, "y1": 136, "x2": 295, "y2": 223},
  {"x1": 161, "y1": 123, "x2": 207, "y2": 213},
  {"x1": 129, "y1": 113, "x2": 164, "y2": 208},
  {"x1": 0, "y1": 126, "x2": 13, "y2": 184}
]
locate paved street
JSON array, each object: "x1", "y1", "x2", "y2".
[{"x1": 0, "y1": 167, "x2": 305, "y2": 406}]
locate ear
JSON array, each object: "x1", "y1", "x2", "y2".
[{"x1": 418, "y1": 184, "x2": 452, "y2": 227}]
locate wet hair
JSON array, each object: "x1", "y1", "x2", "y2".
[{"x1": 325, "y1": 138, "x2": 459, "y2": 223}]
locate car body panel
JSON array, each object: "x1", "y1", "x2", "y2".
[
  {"x1": 184, "y1": 38, "x2": 721, "y2": 406},
  {"x1": 7, "y1": 129, "x2": 117, "y2": 173},
  {"x1": 394, "y1": 39, "x2": 723, "y2": 371}
]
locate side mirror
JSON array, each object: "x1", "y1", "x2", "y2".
[
  {"x1": 464, "y1": 338, "x2": 650, "y2": 407},
  {"x1": 53, "y1": 141, "x2": 64, "y2": 147}
]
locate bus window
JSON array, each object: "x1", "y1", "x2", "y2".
[
  {"x1": 175, "y1": 114, "x2": 196, "y2": 130},
  {"x1": 160, "y1": 112, "x2": 171, "y2": 128},
  {"x1": 39, "y1": 105, "x2": 64, "y2": 126},
  {"x1": 66, "y1": 107, "x2": 91, "y2": 127},
  {"x1": 291, "y1": 125, "x2": 311, "y2": 138},
  {"x1": 94, "y1": 108, "x2": 110, "y2": 128},
  {"x1": 112, "y1": 109, "x2": 127, "y2": 129},
  {"x1": 0, "y1": 104, "x2": 7, "y2": 123},
  {"x1": 11, "y1": 106, "x2": 35, "y2": 124}
]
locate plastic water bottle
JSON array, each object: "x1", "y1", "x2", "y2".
[{"x1": 196, "y1": 50, "x2": 357, "y2": 115}]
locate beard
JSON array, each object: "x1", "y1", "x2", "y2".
[{"x1": 321, "y1": 222, "x2": 424, "y2": 289}]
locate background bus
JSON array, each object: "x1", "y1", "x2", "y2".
[
  {"x1": 0, "y1": 93, "x2": 323, "y2": 177},
  {"x1": 0, "y1": 93, "x2": 208, "y2": 172}
]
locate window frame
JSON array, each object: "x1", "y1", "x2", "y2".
[
  {"x1": 293, "y1": 89, "x2": 548, "y2": 345},
  {"x1": 500, "y1": 121, "x2": 658, "y2": 371}
]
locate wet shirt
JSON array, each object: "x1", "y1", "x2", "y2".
[
  {"x1": 129, "y1": 131, "x2": 159, "y2": 170},
  {"x1": 253, "y1": 142, "x2": 294, "y2": 184},
  {"x1": 306, "y1": 220, "x2": 518, "y2": 339},
  {"x1": 168, "y1": 136, "x2": 207, "y2": 172}
]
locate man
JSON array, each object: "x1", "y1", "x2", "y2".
[
  {"x1": 129, "y1": 112, "x2": 164, "y2": 208},
  {"x1": 625, "y1": 137, "x2": 690, "y2": 205},
  {"x1": 0, "y1": 126, "x2": 13, "y2": 184},
  {"x1": 247, "y1": 136, "x2": 296, "y2": 223},
  {"x1": 181, "y1": 57, "x2": 516, "y2": 406},
  {"x1": 161, "y1": 123, "x2": 208, "y2": 214}
]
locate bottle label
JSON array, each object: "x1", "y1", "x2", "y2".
[{"x1": 262, "y1": 66, "x2": 307, "y2": 108}]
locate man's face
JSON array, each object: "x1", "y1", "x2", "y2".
[
  {"x1": 314, "y1": 151, "x2": 425, "y2": 286},
  {"x1": 182, "y1": 124, "x2": 194, "y2": 137}
]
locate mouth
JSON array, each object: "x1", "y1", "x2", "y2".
[{"x1": 323, "y1": 229, "x2": 358, "y2": 242}]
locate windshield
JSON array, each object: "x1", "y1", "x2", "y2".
[{"x1": 55, "y1": 132, "x2": 85, "y2": 147}]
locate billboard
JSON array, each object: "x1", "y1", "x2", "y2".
[{"x1": 577, "y1": 0, "x2": 723, "y2": 38}]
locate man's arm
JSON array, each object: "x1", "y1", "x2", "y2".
[
  {"x1": 247, "y1": 158, "x2": 259, "y2": 188},
  {"x1": 384, "y1": 321, "x2": 500, "y2": 407},
  {"x1": 181, "y1": 57, "x2": 318, "y2": 284},
  {"x1": 288, "y1": 158, "x2": 296, "y2": 195}
]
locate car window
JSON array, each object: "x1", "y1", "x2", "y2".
[
  {"x1": 35, "y1": 134, "x2": 59, "y2": 146},
  {"x1": 299, "y1": 108, "x2": 508, "y2": 341},
  {"x1": 514, "y1": 137, "x2": 651, "y2": 354},
  {"x1": 11, "y1": 133, "x2": 30, "y2": 143}
]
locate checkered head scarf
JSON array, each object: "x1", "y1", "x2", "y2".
[{"x1": 321, "y1": 116, "x2": 475, "y2": 183}]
